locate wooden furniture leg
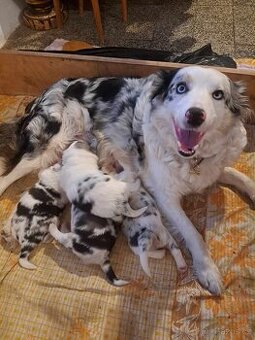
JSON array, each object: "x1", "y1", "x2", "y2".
[
  {"x1": 91, "y1": 0, "x2": 104, "y2": 44},
  {"x1": 52, "y1": 0, "x2": 62, "y2": 28},
  {"x1": 79, "y1": 0, "x2": 84, "y2": 16},
  {"x1": 120, "y1": 0, "x2": 128, "y2": 22}
]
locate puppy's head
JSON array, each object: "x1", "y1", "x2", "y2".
[
  {"x1": 62, "y1": 140, "x2": 91, "y2": 162},
  {"x1": 151, "y1": 66, "x2": 251, "y2": 158},
  {"x1": 38, "y1": 163, "x2": 62, "y2": 190},
  {"x1": 67, "y1": 140, "x2": 90, "y2": 151}
]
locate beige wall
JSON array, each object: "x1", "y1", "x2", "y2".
[{"x1": 0, "y1": 0, "x2": 24, "y2": 48}]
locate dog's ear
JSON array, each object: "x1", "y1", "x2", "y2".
[
  {"x1": 151, "y1": 69, "x2": 179, "y2": 101},
  {"x1": 228, "y1": 80, "x2": 252, "y2": 121},
  {"x1": 25, "y1": 98, "x2": 36, "y2": 114}
]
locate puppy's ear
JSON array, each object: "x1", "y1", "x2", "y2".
[
  {"x1": 228, "y1": 80, "x2": 252, "y2": 121},
  {"x1": 151, "y1": 69, "x2": 179, "y2": 101}
]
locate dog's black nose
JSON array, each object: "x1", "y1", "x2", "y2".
[{"x1": 185, "y1": 107, "x2": 206, "y2": 127}]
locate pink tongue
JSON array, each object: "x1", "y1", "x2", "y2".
[{"x1": 175, "y1": 127, "x2": 204, "y2": 151}]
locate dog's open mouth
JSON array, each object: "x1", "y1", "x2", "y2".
[{"x1": 174, "y1": 123, "x2": 204, "y2": 158}]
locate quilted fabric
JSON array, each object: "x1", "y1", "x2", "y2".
[{"x1": 0, "y1": 95, "x2": 254, "y2": 339}]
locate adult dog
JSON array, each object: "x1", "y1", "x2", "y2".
[{"x1": 0, "y1": 66, "x2": 253, "y2": 295}]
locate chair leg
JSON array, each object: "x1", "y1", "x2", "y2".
[
  {"x1": 52, "y1": 0, "x2": 62, "y2": 28},
  {"x1": 79, "y1": 0, "x2": 84, "y2": 16},
  {"x1": 120, "y1": 0, "x2": 128, "y2": 22},
  {"x1": 91, "y1": 0, "x2": 104, "y2": 44}
]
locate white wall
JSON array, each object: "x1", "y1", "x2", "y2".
[{"x1": 0, "y1": 0, "x2": 24, "y2": 47}]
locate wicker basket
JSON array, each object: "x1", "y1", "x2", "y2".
[{"x1": 23, "y1": 0, "x2": 68, "y2": 30}]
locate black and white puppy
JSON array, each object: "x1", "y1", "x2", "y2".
[
  {"x1": 1, "y1": 164, "x2": 67, "y2": 269},
  {"x1": 49, "y1": 203, "x2": 128, "y2": 286},
  {"x1": 122, "y1": 188, "x2": 187, "y2": 277},
  {"x1": 59, "y1": 140, "x2": 147, "y2": 220}
]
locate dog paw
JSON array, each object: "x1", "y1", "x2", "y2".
[
  {"x1": 243, "y1": 180, "x2": 255, "y2": 206},
  {"x1": 193, "y1": 258, "x2": 223, "y2": 296}
]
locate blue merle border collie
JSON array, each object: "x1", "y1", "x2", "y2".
[{"x1": 0, "y1": 66, "x2": 254, "y2": 295}]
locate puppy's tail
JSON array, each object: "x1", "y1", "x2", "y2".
[
  {"x1": 123, "y1": 203, "x2": 148, "y2": 218},
  {"x1": 19, "y1": 256, "x2": 37, "y2": 270},
  {"x1": 101, "y1": 259, "x2": 129, "y2": 287},
  {"x1": 139, "y1": 252, "x2": 151, "y2": 277},
  {"x1": 137, "y1": 230, "x2": 154, "y2": 277},
  {"x1": 19, "y1": 241, "x2": 40, "y2": 270}
]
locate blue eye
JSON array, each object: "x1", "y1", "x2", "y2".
[
  {"x1": 212, "y1": 90, "x2": 224, "y2": 100},
  {"x1": 176, "y1": 83, "x2": 188, "y2": 94}
]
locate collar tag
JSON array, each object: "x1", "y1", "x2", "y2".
[{"x1": 189, "y1": 156, "x2": 204, "y2": 175}]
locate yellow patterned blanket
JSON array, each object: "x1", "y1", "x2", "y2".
[{"x1": 0, "y1": 95, "x2": 255, "y2": 339}]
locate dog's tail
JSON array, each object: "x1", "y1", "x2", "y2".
[
  {"x1": 101, "y1": 259, "x2": 129, "y2": 286},
  {"x1": 123, "y1": 203, "x2": 148, "y2": 218}
]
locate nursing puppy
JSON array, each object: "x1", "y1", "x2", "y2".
[
  {"x1": 49, "y1": 203, "x2": 128, "y2": 286},
  {"x1": 59, "y1": 140, "x2": 147, "y2": 220},
  {"x1": 0, "y1": 66, "x2": 254, "y2": 295},
  {"x1": 1, "y1": 164, "x2": 67, "y2": 269},
  {"x1": 122, "y1": 188, "x2": 187, "y2": 277}
]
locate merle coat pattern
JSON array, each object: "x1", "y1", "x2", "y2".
[
  {"x1": 59, "y1": 140, "x2": 147, "y2": 220},
  {"x1": 122, "y1": 188, "x2": 187, "y2": 277},
  {"x1": 1, "y1": 164, "x2": 67, "y2": 269},
  {"x1": 0, "y1": 66, "x2": 254, "y2": 295},
  {"x1": 49, "y1": 202, "x2": 129, "y2": 286}
]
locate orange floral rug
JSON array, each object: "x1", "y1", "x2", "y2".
[{"x1": 0, "y1": 95, "x2": 254, "y2": 339}]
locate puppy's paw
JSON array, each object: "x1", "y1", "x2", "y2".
[
  {"x1": 193, "y1": 258, "x2": 223, "y2": 296},
  {"x1": 169, "y1": 245, "x2": 187, "y2": 272},
  {"x1": 42, "y1": 233, "x2": 53, "y2": 243},
  {"x1": 148, "y1": 249, "x2": 166, "y2": 259}
]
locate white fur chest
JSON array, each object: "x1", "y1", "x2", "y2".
[{"x1": 141, "y1": 121, "x2": 247, "y2": 197}]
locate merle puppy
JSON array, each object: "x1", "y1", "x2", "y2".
[
  {"x1": 49, "y1": 202, "x2": 128, "y2": 286},
  {"x1": 122, "y1": 188, "x2": 187, "y2": 277},
  {"x1": 1, "y1": 164, "x2": 67, "y2": 269},
  {"x1": 60, "y1": 140, "x2": 147, "y2": 220}
]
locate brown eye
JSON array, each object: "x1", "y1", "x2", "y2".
[{"x1": 212, "y1": 90, "x2": 224, "y2": 100}]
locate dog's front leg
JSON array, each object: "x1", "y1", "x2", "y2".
[
  {"x1": 218, "y1": 167, "x2": 255, "y2": 203},
  {"x1": 156, "y1": 194, "x2": 222, "y2": 295},
  {"x1": 0, "y1": 157, "x2": 41, "y2": 196}
]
